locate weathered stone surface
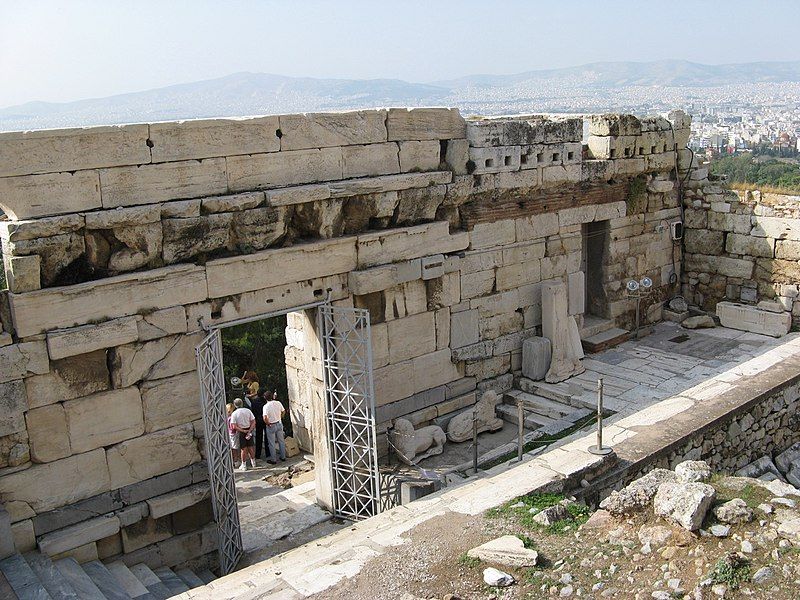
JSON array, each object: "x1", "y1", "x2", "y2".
[
  {"x1": 542, "y1": 281, "x2": 584, "y2": 383},
  {"x1": 675, "y1": 460, "x2": 712, "y2": 483},
  {"x1": 713, "y1": 498, "x2": 753, "y2": 525},
  {"x1": 599, "y1": 469, "x2": 678, "y2": 515},
  {"x1": 47, "y1": 316, "x2": 139, "y2": 360},
  {"x1": 10, "y1": 232, "x2": 85, "y2": 286},
  {"x1": 111, "y1": 333, "x2": 201, "y2": 388},
  {"x1": 9, "y1": 264, "x2": 208, "y2": 337},
  {"x1": 588, "y1": 114, "x2": 642, "y2": 137},
  {"x1": 357, "y1": 222, "x2": 468, "y2": 269},
  {"x1": 200, "y1": 191, "x2": 263, "y2": 213},
  {"x1": 348, "y1": 260, "x2": 421, "y2": 296},
  {"x1": 107, "y1": 223, "x2": 163, "y2": 272},
  {"x1": 278, "y1": 111, "x2": 387, "y2": 151},
  {"x1": 0, "y1": 214, "x2": 85, "y2": 243},
  {"x1": 137, "y1": 307, "x2": 187, "y2": 342},
  {"x1": 0, "y1": 342, "x2": 48, "y2": 384},
  {"x1": 532, "y1": 504, "x2": 569, "y2": 526},
  {"x1": 446, "y1": 390, "x2": 502, "y2": 442},
  {"x1": 775, "y1": 240, "x2": 800, "y2": 260},
  {"x1": 121, "y1": 516, "x2": 172, "y2": 553},
  {"x1": 776, "y1": 443, "x2": 800, "y2": 475},
  {"x1": 39, "y1": 515, "x2": 120, "y2": 556},
  {"x1": 230, "y1": 205, "x2": 290, "y2": 250},
  {"x1": 522, "y1": 336, "x2": 551, "y2": 381},
  {"x1": 483, "y1": 567, "x2": 514, "y2": 587},
  {"x1": 206, "y1": 237, "x2": 356, "y2": 298},
  {"x1": 65, "y1": 388, "x2": 145, "y2": 453},
  {"x1": 99, "y1": 158, "x2": 227, "y2": 208},
  {"x1": 395, "y1": 186, "x2": 446, "y2": 225},
  {"x1": 85, "y1": 205, "x2": 161, "y2": 229},
  {"x1": 25, "y1": 350, "x2": 109, "y2": 409},
  {"x1": 146, "y1": 483, "x2": 210, "y2": 519},
  {"x1": 515, "y1": 213, "x2": 560, "y2": 241},
  {"x1": 161, "y1": 199, "x2": 201, "y2": 218},
  {"x1": 0, "y1": 124, "x2": 149, "y2": 177},
  {"x1": 342, "y1": 142, "x2": 400, "y2": 179},
  {"x1": 684, "y1": 229, "x2": 724, "y2": 255},
  {"x1": 725, "y1": 233, "x2": 774, "y2": 258},
  {"x1": 227, "y1": 148, "x2": 343, "y2": 191},
  {"x1": 6, "y1": 255, "x2": 41, "y2": 293},
  {"x1": 387, "y1": 108, "x2": 466, "y2": 141},
  {"x1": 162, "y1": 213, "x2": 233, "y2": 263},
  {"x1": 0, "y1": 449, "x2": 110, "y2": 513},
  {"x1": 451, "y1": 309, "x2": 480, "y2": 349},
  {"x1": 413, "y1": 349, "x2": 462, "y2": 393},
  {"x1": 398, "y1": 140, "x2": 441, "y2": 172},
  {"x1": 26, "y1": 404, "x2": 71, "y2": 463},
  {"x1": 467, "y1": 535, "x2": 538, "y2": 568},
  {"x1": 387, "y1": 312, "x2": 436, "y2": 363},
  {"x1": 107, "y1": 423, "x2": 200, "y2": 489},
  {"x1": 140, "y1": 372, "x2": 201, "y2": 433},
  {"x1": 0, "y1": 170, "x2": 101, "y2": 220},
  {"x1": 716, "y1": 301, "x2": 791, "y2": 337},
  {"x1": 567, "y1": 271, "x2": 584, "y2": 316},
  {"x1": 653, "y1": 481, "x2": 715, "y2": 531},
  {"x1": 149, "y1": 116, "x2": 280, "y2": 162},
  {"x1": 0, "y1": 380, "x2": 27, "y2": 437},
  {"x1": 681, "y1": 315, "x2": 715, "y2": 329}
]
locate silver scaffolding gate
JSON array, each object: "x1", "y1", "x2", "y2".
[
  {"x1": 196, "y1": 329, "x2": 243, "y2": 575},
  {"x1": 319, "y1": 305, "x2": 382, "y2": 520}
]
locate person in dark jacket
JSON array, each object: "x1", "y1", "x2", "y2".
[{"x1": 249, "y1": 388, "x2": 268, "y2": 460}]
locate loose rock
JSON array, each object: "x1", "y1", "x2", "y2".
[
  {"x1": 483, "y1": 567, "x2": 514, "y2": 587},
  {"x1": 654, "y1": 482, "x2": 716, "y2": 531},
  {"x1": 675, "y1": 460, "x2": 712, "y2": 483},
  {"x1": 713, "y1": 498, "x2": 753, "y2": 524},
  {"x1": 467, "y1": 535, "x2": 539, "y2": 568}
]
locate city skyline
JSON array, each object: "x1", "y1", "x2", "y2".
[{"x1": 2, "y1": 0, "x2": 800, "y2": 108}]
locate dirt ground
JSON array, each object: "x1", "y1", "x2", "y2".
[{"x1": 311, "y1": 476, "x2": 800, "y2": 600}]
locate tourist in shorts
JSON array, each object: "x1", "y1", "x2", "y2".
[
  {"x1": 226, "y1": 403, "x2": 240, "y2": 468},
  {"x1": 230, "y1": 398, "x2": 257, "y2": 471}
]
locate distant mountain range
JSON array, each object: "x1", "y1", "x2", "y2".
[{"x1": 2, "y1": 59, "x2": 799, "y2": 131}]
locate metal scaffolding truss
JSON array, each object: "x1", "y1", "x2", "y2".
[
  {"x1": 196, "y1": 329, "x2": 243, "y2": 575},
  {"x1": 319, "y1": 305, "x2": 382, "y2": 521}
]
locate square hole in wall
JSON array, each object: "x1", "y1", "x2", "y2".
[
  {"x1": 552, "y1": 152, "x2": 560, "y2": 162},
  {"x1": 624, "y1": 148, "x2": 631, "y2": 157},
  {"x1": 664, "y1": 144, "x2": 669, "y2": 152},
  {"x1": 651, "y1": 145, "x2": 657, "y2": 154},
  {"x1": 504, "y1": 155, "x2": 512, "y2": 166},
  {"x1": 638, "y1": 147, "x2": 644, "y2": 156},
  {"x1": 521, "y1": 154, "x2": 528, "y2": 165},
  {"x1": 567, "y1": 151, "x2": 574, "y2": 160},
  {"x1": 485, "y1": 158, "x2": 494, "y2": 168},
  {"x1": 610, "y1": 149, "x2": 617, "y2": 158},
  {"x1": 537, "y1": 152, "x2": 544, "y2": 163}
]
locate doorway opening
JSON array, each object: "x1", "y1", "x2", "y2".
[
  {"x1": 583, "y1": 219, "x2": 610, "y2": 319},
  {"x1": 196, "y1": 303, "x2": 381, "y2": 573}
]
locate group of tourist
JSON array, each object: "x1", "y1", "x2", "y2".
[{"x1": 226, "y1": 370, "x2": 288, "y2": 471}]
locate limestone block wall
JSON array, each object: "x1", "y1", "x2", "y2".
[
  {"x1": 0, "y1": 107, "x2": 687, "y2": 568},
  {"x1": 681, "y1": 171, "x2": 800, "y2": 323}
]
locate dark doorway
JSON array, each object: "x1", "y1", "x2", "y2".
[{"x1": 583, "y1": 219, "x2": 610, "y2": 318}]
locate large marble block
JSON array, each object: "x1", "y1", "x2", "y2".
[
  {"x1": 521, "y1": 337, "x2": 551, "y2": 381},
  {"x1": 716, "y1": 301, "x2": 791, "y2": 338},
  {"x1": 541, "y1": 281, "x2": 585, "y2": 383}
]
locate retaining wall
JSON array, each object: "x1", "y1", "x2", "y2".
[{"x1": 0, "y1": 108, "x2": 687, "y2": 569}]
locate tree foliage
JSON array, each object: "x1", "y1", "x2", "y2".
[
  {"x1": 221, "y1": 315, "x2": 288, "y2": 404},
  {"x1": 711, "y1": 154, "x2": 800, "y2": 192}
]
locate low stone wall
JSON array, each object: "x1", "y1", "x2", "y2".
[
  {"x1": 0, "y1": 107, "x2": 687, "y2": 568},
  {"x1": 682, "y1": 174, "x2": 800, "y2": 323},
  {"x1": 586, "y1": 350, "x2": 800, "y2": 501}
]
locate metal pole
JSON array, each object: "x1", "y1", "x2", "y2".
[
  {"x1": 589, "y1": 377, "x2": 613, "y2": 456},
  {"x1": 472, "y1": 409, "x2": 479, "y2": 473},
  {"x1": 517, "y1": 398, "x2": 524, "y2": 462}
]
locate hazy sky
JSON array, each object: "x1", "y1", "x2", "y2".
[{"x1": 2, "y1": 0, "x2": 799, "y2": 108}]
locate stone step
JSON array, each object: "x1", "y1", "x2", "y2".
[
  {"x1": 153, "y1": 567, "x2": 190, "y2": 596},
  {"x1": 129, "y1": 564, "x2": 171, "y2": 600},
  {"x1": 24, "y1": 552, "x2": 80, "y2": 600},
  {"x1": 105, "y1": 562, "x2": 152, "y2": 600},
  {"x1": 0, "y1": 571, "x2": 17, "y2": 600},
  {"x1": 504, "y1": 390, "x2": 572, "y2": 420},
  {"x1": 496, "y1": 403, "x2": 547, "y2": 430},
  {"x1": 54, "y1": 558, "x2": 106, "y2": 600},
  {"x1": 580, "y1": 316, "x2": 616, "y2": 339},
  {"x1": 174, "y1": 568, "x2": 205, "y2": 589},
  {"x1": 0, "y1": 553, "x2": 52, "y2": 600},
  {"x1": 83, "y1": 560, "x2": 133, "y2": 600},
  {"x1": 517, "y1": 378, "x2": 574, "y2": 404},
  {"x1": 581, "y1": 327, "x2": 630, "y2": 353},
  {"x1": 196, "y1": 569, "x2": 216, "y2": 585}
]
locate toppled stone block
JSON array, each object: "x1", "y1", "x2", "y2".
[
  {"x1": 716, "y1": 301, "x2": 791, "y2": 338},
  {"x1": 654, "y1": 482, "x2": 715, "y2": 531},
  {"x1": 467, "y1": 535, "x2": 538, "y2": 568},
  {"x1": 675, "y1": 460, "x2": 712, "y2": 483},
  {"x1": 713, "y1": 498, "x2": 753, "y2": 525},
  {"x1": 599, "y1": 469, "x2": 678, "y2": 516}
]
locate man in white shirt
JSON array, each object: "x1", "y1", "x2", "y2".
[
  {"x1": 262, "y1": 391, "x2": 287, "y2": 464},
  {"x1": 230, "y1": 398, "x2": 257, "y2": 471}
]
